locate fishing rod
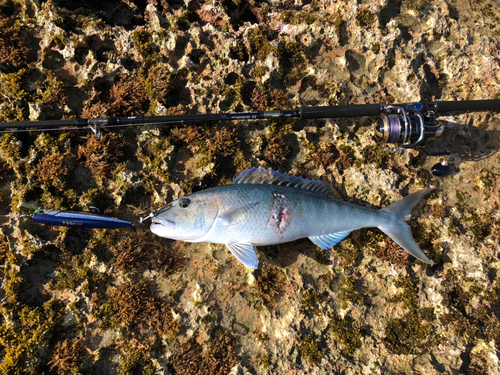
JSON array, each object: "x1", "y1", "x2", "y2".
[
  {"x1": 1, "y1": 99, "x2": 499, "y2": 175},
  {"x1": 1, "y1": 99, "x2": 499, "y2": 144}
]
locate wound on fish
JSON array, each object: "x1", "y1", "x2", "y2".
[{"x1": 268, "y1": 192, "x2": 290, "y2": 235}]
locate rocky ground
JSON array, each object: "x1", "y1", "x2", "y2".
[{"x1": 1, "y1": 0, "x2": 500, "y2": 374}]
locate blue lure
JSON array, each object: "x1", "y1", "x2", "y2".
[{"x1": 31, "y1": 209, "x2": 132, "y2": 228}]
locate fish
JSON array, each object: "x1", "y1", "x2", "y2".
[{"x1": 150, "y1": 167, "x2": 433, "y2": 269}]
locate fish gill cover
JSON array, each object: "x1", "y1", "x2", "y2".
[{"x1": 0, "y1": 0, "x2": 499, "y2": 374}]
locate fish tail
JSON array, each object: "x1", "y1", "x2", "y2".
[{"x1": 379, "y1": 189, "x2": 434, "y2": 264}]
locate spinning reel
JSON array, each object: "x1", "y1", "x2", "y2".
[{"x1": 374, "y1": 104, "x2": 452, "y2": 176}]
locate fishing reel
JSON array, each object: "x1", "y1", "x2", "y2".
[
  {"x1": 374, "y1": 105, "x2": 452, "y2": 176},
  {"x1": 374, "y1": 105, "x2": 444, "y2": 150}
]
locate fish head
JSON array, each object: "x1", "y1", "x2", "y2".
[{"x1": 150, "y1": 194, "x2": 218, "y2": 241}]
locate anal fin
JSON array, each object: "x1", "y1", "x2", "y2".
[
  {"x1": 226, "y1": 243, "x2": 259, "y2": 269},
  {"x1": 309, "y1": 231, "x2": 352, "y2": 250}
]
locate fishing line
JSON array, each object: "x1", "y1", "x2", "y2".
[{"x1": 0, "y1": 121, "x2": 186, "y2": 134}]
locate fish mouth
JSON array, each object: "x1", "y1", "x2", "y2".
[{"x1": 151, "y1": 218, "x2": 176, "y2": 229}]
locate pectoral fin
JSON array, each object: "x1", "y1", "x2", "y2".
[
  {"x1": 226, "y1": 243, "x2": 258, "y2": 269},
  {"x1": 309, "y1": 231, "x2": 352, "y2": 250},
  {"x1": 220, "y1": 202, "x2": 260, "y2": 227}
]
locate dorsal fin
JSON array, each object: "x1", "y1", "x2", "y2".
[{"x1": 233, "y1": 167, "x2": 336, "y2": 197}]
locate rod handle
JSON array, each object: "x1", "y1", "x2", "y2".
[{"x1": 435, "y1": 99, "x2": 500, "y2": 113}]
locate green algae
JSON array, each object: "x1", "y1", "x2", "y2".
[
  {"x1": 301, "y1": 289, "x2": 328, "y2": 316},
  {"x1": 475, "y1": 169, "x2": 494, "y2": 191},
  {"x1": 279, "y1": 41, "x2": 307, "y2": 87},
  {"x1": 0, "y1": 233, "x2": 7, "y2": 266},
  {"x1": 0, "y1": 133, "x2": 23, "y2": 174},
  {"x1": 144, "y1": 65, "x2": 170, "y2": 109},
  {"x1": 335, "y1": 229, "x2": 385, "y2": 266},
  {"x1": 0, "y1": 299, "x2": 65, "y2": 374},
  {"x1": 248, "y1": 28, "x2": 276, "y2": 61},
  {"x1": 118, "y1": 341, "x2": 156, "y2": 375},
  {"x1": 252, "y1": 65, "x2": 266, "y2": 78},
  {"x1": 388, "y1": 275, "x2": 418, "y2": 308},
  {"x1": 257, "y1": 352, "x2": 271, "y2": 367},
  {"x1": 50, "y1": 33, "x2": 67, "y2": 49},
  {"x1": 466, "y1": 212, "x2": 494, "y2": 245},
  {"x1": 356, "y1": 9, "x2": 376, "y2": 26},
  {"x1": 1, "y1": 240, "x2": 21, "y2": 305},
  {"x1": 361, "y1": 144, "x2": 390, "y2": 169},
  {"x1": 334, "y1": 238, "x2": 361, "y2": 265},
  {"x1": 192, "y1": 125, "x2": 243, "y2": 180},
  {"x1": 35, "y1": 71, "x2": 68, "y2": 108},
  {"x1": 177, "y1": 10, "x2": 197, "y2": 32},
  {"x1": 283, "y1": 70, "x2": 301, "y2": 86},
  {"x1": 382, "y1": 275, "x2": 439, "y2": 355},
  {"x1": 280, "y1": 41, "x2": 306, "y2": 68},
  {"x1": 438, "y1": 271, "x2": 500, "y2": 358},
  {"x1": 339, "y1": 275, "x2": 365, "y2": 309},
  {"x1": 328, "y1": 313, "x2": 364, "y2": 357},
  {"x1": 382, "y1": 310, "x2": 436, "y2": 355},
  {"x1": 131, "y1": 29, "x2": 157, "y2": 59},
  {"x1": 229, "y1": 41, "x2": 248, "y2": 61},
  {"x1": 136, "y1": 134, "x2": 172, "y2": 178},
  {"x1": 216, "y1": 74, "x2": 247, "y2": 110},
  {"x1": 256, "y1": 265, "x2": 286, "y2": 307},
  {"x1": 330, "y1": 16, "x2": 346, "y2": 42},
  {"x1": 416, "y1": 168, "x2": 431, "y2": 188},
  {"x1": 300, "y1": 335, "x2": 323, "y2": 365},
  {"x1": 315, "y1": 247, "x2": 330, "y2": 265},
  {"x1": 0, "y1": 68, "x2": 31, "y2": 122},
  {"x1": 279, "y1": 10, "x2": 317, "y2": 25},
  {"x1": 403, "y1": 0, "x2": 430, "y2": 12},
  {"x1": 49, "y1": 250, "x2": 107, "y2": 292}
]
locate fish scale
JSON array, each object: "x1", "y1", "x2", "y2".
[
  {"x1": 199, "y1": 184, "x2": 381, "y2": 245},
  {"x1": 150, "y1": 168, "x2": 433, "y2": 269}
]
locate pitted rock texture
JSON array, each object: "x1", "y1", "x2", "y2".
[{"x1": 0, "y1": 0, "x2": 500, "y2": 374}]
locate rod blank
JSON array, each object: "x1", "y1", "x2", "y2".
[{"x1": 0, "y1": 100, "x2": 498, "y2": 132}]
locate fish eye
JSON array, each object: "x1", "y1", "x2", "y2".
[{"x1": 179, "y1": 198, "x2": 191, "y2": 208}]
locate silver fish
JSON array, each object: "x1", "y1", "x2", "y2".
[{"x1": 150, "y1": 167, "x2": 433, "y2": 269}]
